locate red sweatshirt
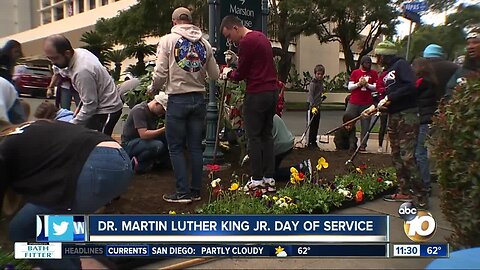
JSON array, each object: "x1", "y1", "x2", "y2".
[{"x1": 228, "y1": 31, "x2": 278, "y2": 93}]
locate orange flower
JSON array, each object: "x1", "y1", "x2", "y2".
[{"x1": 355, "y1": 187, "x2": 364, "y2": 203}]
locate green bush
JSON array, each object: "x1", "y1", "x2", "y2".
[
  {"x1": 430, "y1": 77, "x2": 480, "y2": 249},
  {"x1": 0, "y1": 250, "x2": 31, "y2": 270}
]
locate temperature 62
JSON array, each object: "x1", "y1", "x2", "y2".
[
  {"x1": 298, "y1": 246, "x2": 311, "y2": 255},
  {"x1": 427, "y1": 246, "x2": 441, "y2": 255}
]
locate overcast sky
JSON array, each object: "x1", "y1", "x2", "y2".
[{"x1": 396, "y1": 0, "x2": 478, "y2": 39}]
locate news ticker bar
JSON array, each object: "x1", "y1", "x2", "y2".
[
  {"x1": 37, "y1": 215, "x2": 389, "y2": 243},
  {"x1": 14, "y1": 243, "x2": 449, "y2": 259}
]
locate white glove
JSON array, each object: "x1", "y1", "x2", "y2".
[
  {"x1": 378, "y1": 96, "x2": 389, "y2": 108},
  {"x1": 220, "y1": 67, "x2": 233, "y2": 80},
  {"x1": 224, "y1": 50, "x2": 238, "y2": 66},
  {"x1": 147, "y1": 84, "x2": 155, "y2": 96}
]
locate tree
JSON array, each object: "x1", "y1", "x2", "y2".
[
  {"x1": 106, "y1": 49, "x2": 126, "y2": 81},
  {"x1": 268, "y1": 0, "x2": 325, "y2": 82},
  {"x1": 79, "y1": 30, "x2": 113, "y2": 65},
  {"x1": 124, "y1": 42, "x2": 156, "y2": 76},
  {"x1": 95, "y1": 0, "x2": 206, "y2": 45},
  {"x1": 306, "y1": 0, "x2": 398, "y2": 74}
]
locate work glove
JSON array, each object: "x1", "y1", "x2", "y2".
[
  {"x1": 146, "y1": 84, "x2": 156, "y2": 97},
  {"x1": 224, "y1": 50, "x2": 238, "y2": 66},
  {"x1": 378, "y1": 96, "x2": 389, "y2": 108},
  {"x1": 361, "y1": 104, "x2": 376, "y2": 118},
  {"x1": 46, "y1": 87, "x2": 54, "y2": 98},
  {"x1": 220, "y1": 67, "x2": 233, "y2": 80}
]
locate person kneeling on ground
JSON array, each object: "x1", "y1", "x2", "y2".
[
  {"x1": 334, "y1": 113, "x2": 358, "y2": 152},
  {"x1": 121, "y1": 93, "x2": 169, "y2": 174},
  {"x1": 243, "y1": 114, "x2": 313, "y2": 184},
  {"x1": 0, "y1": 119, "x2": 133, "y2": 270},
  {"x1": 34, "y1": 100, "x2": 74, "y2": 122}
]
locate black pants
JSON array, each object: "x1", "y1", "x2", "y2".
[
  {"x1": 273, "y1": 149, "x2": 296, "y2": 182},
  {"x1": 378, "y1": 113, "x2": 388, "y2": 147},
  {"x1": 308, "y1": 110, "x2": 321, "y2": 146},
  {"x1": 85, "y1": 109, "x2": 122, "y2": 136},
  {"x1": 244, "y1": 90, "x2": 278, "y2": 180}
]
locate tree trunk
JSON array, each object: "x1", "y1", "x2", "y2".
[
  {"x1": 342, "y1": 42, "x2": 355, "y2": 74},
  {"x1": 136, "y1": 52, "x2": 146, "y2": 75},
  {"x1": 113, "y1": 63, "x2": 122, "y2": 81}
]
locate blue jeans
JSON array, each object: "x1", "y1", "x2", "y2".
[
  {"x1": 415, "y1": 124, "x2": 431, "y2": 189},
  {"x1": 59, "y1": 87, "x2": 80, "y2": 110},
  {"x1": 123, "y1": 137, "x2": 168, "y2": 173},
  {"x1": 166, "y1": 92, "x2": 206, "y2": 195},
  {"x1": 8, "y1": 146, "x2": 133, "y2": 269}
]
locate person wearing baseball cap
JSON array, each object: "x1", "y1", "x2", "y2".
[
  {"x1": 369, "y1": 40, "x2": 427, "y2": 208},
  {"x1": 446, "y1": 26, "x2": 480, "y2": 98},
  {"x1": 121, "y1": 92, "x2": 169, "y2": 174},
  {"x1": 148, "y1": 7, "x2": 219, "y2": 203}
]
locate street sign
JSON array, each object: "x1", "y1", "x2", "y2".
[
  {"x1": 217, "y1": 0, "x2": 262, "y2": 64},
  {"x1": 403, "y1": 10, "x2": 421, "y2": 24},
  {"x1": 403, "y1": 1, "x2": 428, "y2": 13}
]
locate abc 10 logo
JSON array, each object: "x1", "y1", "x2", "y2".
[{"x1": 399, "y1": 202, "x2": 436, "y2": 242}]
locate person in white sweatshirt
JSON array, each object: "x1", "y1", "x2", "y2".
[
  {"x1": 148, "y1": 7, "x2": 219, "y2": 203},
  {"x1": 43, "y1": 35, "x2": 123, "y2": 136},
  {"x1": 0, "y1": 76, "x2": 18, "y2": 122}
]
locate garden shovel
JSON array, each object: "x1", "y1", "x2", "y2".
[
  {"x1": 345, "y1": 110, "x2": 381, "y2": 167},
  {"x1": 212, "y1": 78, "x2": 228, "y2": 164}
]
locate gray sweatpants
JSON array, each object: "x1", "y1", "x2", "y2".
[{"x1": 345, "y1": 102, "x2": 372, "y2": 149}]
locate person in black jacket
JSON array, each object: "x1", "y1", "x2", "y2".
[
  {"x1": 422, "y1": 44, "x2": 458, "y2": 101},
  {"x1": 334, "y1": 112, "x2": 358, "y2": 152},
  {"x1": 0, "y1": 120, "x2": 133, "y2": 269},
  {"x1": 412, "y1": 57, "x2": 438, "y2": 195},
  {"x1": 372, "y1": 41, "x2": 427, "y2": 208}
]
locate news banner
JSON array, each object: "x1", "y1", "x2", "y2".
[{"x1": 15, "y1": 209, "x2": 449, "y2": 259}]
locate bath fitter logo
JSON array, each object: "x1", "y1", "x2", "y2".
[{"x1": 36, "y1": 215, "x2": 86, "y2": 242}]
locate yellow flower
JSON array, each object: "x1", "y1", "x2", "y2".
[
  {"x1": 316, "y1": 157, "x2": 329, "y2": 171},
  {"x1": 211, "y1": 178, "x2": 221, "y2": 188},
  {"x1": 311, "y1": 107, "x2": 319, "y2": 115},
  {"x1": 279, "y1": 202, "x2": 289, "y2": 208},
  {"x1": 284, "y1": 196, "x2": 293, "y2": 203},
  {"x1": 290, "y1": 167, "x2": 298, "y2": 174},
  {"x1": 273, "y1": 196, "x2": 278, "y2": 201},
  {"x1": 168, "y1": 211, "x2": 176, "y2": 215},
  {"x1": 228, "y1": 182, "x2": 239, "y2": 191},
  {"x1": 356, "y1": 167, "x2": 363, "y2": 174}
]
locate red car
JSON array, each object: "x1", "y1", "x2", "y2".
[{"x1": 13, "y1": 65, "x2": 52, "y2": 97}]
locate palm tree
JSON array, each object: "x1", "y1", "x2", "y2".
[
  {"x1": 105, "y1": 49, "x2": 126, "y2": 81},
  {"x1": 80, "y1": 30, "x2": 113, "y2": 65},
  {"x1": 124, "y1": 41, "x2": 156, "y2": 76}
]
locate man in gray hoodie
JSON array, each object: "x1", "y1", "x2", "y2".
[
  {"x1": 43, "y1": 35, "x2": 123, "y2": 136},
  {"x1": 148, "y1": 7, "x2": 219, "y2": 203}
]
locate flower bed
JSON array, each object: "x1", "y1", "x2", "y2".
[{"x1": 198, "y1": 157, "x2": 396, "y2": 215}]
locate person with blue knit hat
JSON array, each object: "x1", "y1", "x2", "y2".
[
  {"x1": 423, "y1": 44, "x2": 444, "y2": 59},
  {"x1": 417, "y1": 44, "x2": 458, "y2": 189}
]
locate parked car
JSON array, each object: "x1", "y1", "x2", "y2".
[{"x1": 12, "y1": 65, "x2": 52, "y2": 97}]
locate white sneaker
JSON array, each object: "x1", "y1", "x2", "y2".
[
  {"x1": 243, "y1": 178, "x2": 265, "y2": 192},
  {"x1": 378, "y1": 147, "x2": 383, "y2": 153},
  {"x1": 263, "y1": 177, "x2": 276, "y2": 192}
]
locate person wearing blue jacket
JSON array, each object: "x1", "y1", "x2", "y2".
[
  {"x1": 34, "y1": 101, "x2": 74, "y2": 122},
  {"x1": 371, "y1": 41, "x2": 427, "y2": 209}
]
